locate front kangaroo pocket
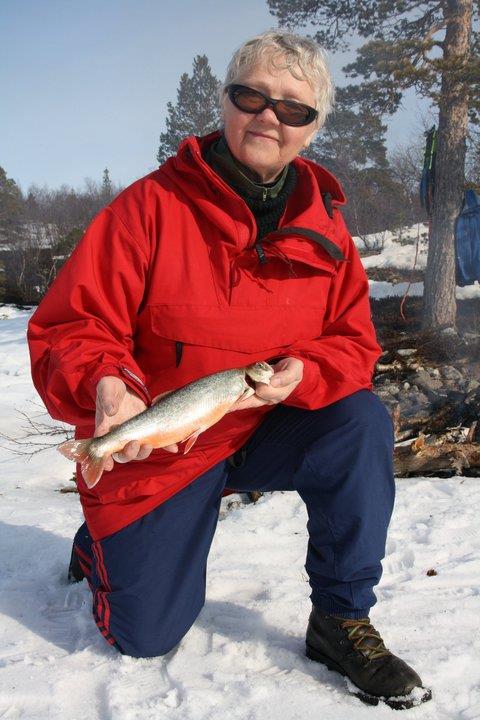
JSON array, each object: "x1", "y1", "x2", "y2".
[{"x1": 138, "y1": 303, "x2": 327, "y2": 398}]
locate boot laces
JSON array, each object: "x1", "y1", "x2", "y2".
[{"x1": 340, "y1": 618, "x2": 391, "y2": 660}]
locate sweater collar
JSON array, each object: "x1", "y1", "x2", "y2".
[{"x1": 205, "y1": 133, "x2": 289, "y2": 202}]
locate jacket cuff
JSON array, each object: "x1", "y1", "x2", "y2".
[
  {"x1": 86, "y1": 363, "x2": 151, "y2": 406},
  {"x1": 282, "y1": 357, "x2": 323, "y2": 408}
]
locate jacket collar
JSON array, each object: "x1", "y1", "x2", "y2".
[
  {"x1": 205, "y1": 133, "x2": 290, "y2": 202},
  {"x1": 160, "y1": 131, "x2": 348, "y2": 263}
]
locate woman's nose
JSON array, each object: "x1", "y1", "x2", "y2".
[{"x1": 255, "y1": 105, "x2": 280, "y2": 124}]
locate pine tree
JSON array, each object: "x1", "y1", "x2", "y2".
[
  {"x1": 0, "y1": 166, "x2": 24, "y2": 243},
  {"x1": 304, "y1": 87, "x2": 404, "y2": 235},
  {"x1": 268, "y1": 0, "x2": 480, "y2": 331},
  {"x1": 307, "y1": 87, "x2": 388, "y2": 177},
  {"x1": 101, "y1": 168, "x2": 113, "y2": 202},
  {"x1": 156, "y1": 55, "x2": 222, "y2": 164}
]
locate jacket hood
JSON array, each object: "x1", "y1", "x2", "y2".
[
  {"x1": 158, "y1": 131, "x2": 349, "y2": 264},
  {"x1": 167, "y1": 130, "x2": 346, "y2": 201}
]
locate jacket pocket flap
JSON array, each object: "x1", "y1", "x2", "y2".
[{"x1": 148, "y1": 304, "x2": 324, "y2": 354}]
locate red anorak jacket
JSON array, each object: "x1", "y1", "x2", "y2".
[{"x1": 28, "y1": 131, "x2": 382, "y2": 540}]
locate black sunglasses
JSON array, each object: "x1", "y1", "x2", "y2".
[{"x1": 226, "y1": 84, "x2": 318, "y2": 127}]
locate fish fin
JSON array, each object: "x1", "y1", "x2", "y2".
[
  {"x1": 57, "y1": 439, "x2": 106, "y2": 489},
  {"x1": 182, "y1": 428, "x2": 204, "y2": 454},
  {"x1": 80, "y1": 455, "x2": 107, "y2": 489},
  {"x1": 238, "y1": 386, "x2": 255, "y2": 402}
]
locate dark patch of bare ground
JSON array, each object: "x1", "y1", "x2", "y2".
[
  {"x1": 371, "y1": 296, "x2": 480, "y2": 477},
  {"x1": 366, "y1": 266, "x2": 425, "y2": 284},
  {"x1": 372, "y1": 295, "x2": 480, "y2": 363}
]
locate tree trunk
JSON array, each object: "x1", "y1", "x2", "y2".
[{"x1": 422, "y1": 0, "x2": 472, "y2": 331}]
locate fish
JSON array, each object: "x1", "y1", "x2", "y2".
[{"x1": 57, "y1": 361, "x2": 274, "y2": 489}]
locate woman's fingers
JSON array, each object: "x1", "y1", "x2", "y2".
[
  {"x1": 228, "y1": 394, "x2": 270, "y2": 412},
  {"x1": 133, "y1": 443, "x2": 154, "y2": 460},
  {"x1": 110, "y1": 441, "x2": 178, "y2": 465},
  {"x1": 112, "y1": 440, "x2": 143, "y2": 463},
  {"x1": 269, "y1": 357, "x2": 303, "y2": 388}
]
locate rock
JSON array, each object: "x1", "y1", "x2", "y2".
[
  {"x1": 375, "y1": 382, "x2": 400, "y2": 401},
  {"x1": 462, "y1": 332, "x2": 480, "y2": 344},
  {"x1": 373, "y1": 347, "x2": 480, "y2": 443},
  {"x1": 397, "y1": 348, "x2": 417, "y2": 357},
  {"x1": 466, "y1": 379, "x2": 480, "y2": 393},
  {"x1": 413, "y1": 368, "x2": 443, "y2": 393},
  {"x1": 397, "y1": 386, "x2": 430, "y2": 416},
  {"x1": 446, "y1": 389, "x2": 467, "y2": 406},
  {"x1": 465, "y1": 387, "x2": 480, "y2": 407},
  {"x1": 441, "y1": 365, "x2": 467, "y2": 390}
]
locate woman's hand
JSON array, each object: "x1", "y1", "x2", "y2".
[
  {"x1": 95, "y1": 376, "x2": 178, "y2": 470},
  {"x1": 228, "y1": 357, "x2": 304, "y2": 412}
]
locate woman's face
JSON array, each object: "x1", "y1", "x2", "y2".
[{"x1": 222, "y1": 60, "x2": 318, "y2": 183}]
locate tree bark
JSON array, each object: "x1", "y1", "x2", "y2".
[{"x1": 422, "y1": 0, "x2": 473, "y2": 331}]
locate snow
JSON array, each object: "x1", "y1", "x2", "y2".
[
  {"x1": 352, "y1": 225, "x2": 480, "y2": 299},
  {"x1": 1, "y1": 269, "x2": 480, "y2": 719},
  {"x1": 354, "y1": 224, "x2": 430, "y2": 271}
]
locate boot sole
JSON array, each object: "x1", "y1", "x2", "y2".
[{"x1": 306, "y1": 642, "x2": 432, "y2": 710}]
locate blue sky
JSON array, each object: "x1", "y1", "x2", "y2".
[{"x1": 1, "y1": 0, "x2": 433, "y2": 192}]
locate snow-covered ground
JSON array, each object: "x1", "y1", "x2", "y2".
[
  {"x1": 354, "y1": 224, "x2": 430, "y2": 272},
  {"x1": 1, "y1": 284, "x2": 479, "y2": 719},
  {"x1": 353, "y1": 223, "x2": 480, "y2": 300}
]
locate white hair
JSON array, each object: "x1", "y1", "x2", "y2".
[{"x1": 219, "y1": 29, "x2": 335, "y2": 129}]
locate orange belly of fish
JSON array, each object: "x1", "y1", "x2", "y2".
[{"x1": 113, "y1": 400, "x2": 233, "y2": 452}]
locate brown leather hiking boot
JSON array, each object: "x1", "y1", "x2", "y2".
[{"x1": 306, "y1": 607, "x2": 432, "y2": 710}]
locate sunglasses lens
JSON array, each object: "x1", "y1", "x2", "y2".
[
  {"x1": 276, "y1": 100, "x2": 311, "y2": 126},
  {"x1": 231, "y1": 87, "x2": 266, "y2": 113}
]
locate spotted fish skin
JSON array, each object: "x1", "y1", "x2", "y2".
[{"x1": 58, "y1": 362, "x2": 273, "y2": 488}]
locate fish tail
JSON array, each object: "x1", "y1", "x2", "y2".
[
  {"x1": 57, "y1": 438, "x2": 92, "y2": 462},
  {"x1": 57, "y1": 439, "x2": 107, "y2": 489}
]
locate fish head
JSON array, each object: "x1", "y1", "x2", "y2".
[{"x1": 245, "y1": 361, "x2": 274, "y2": 385}]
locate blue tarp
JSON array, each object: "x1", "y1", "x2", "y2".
[{"x1": 456, "y1": 190, "x2": 480, "y2": 287}]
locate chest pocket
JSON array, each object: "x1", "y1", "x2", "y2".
[
  {"x1": 229, "y1": 245, "x2": 337, "y2": 309},
  {"x1": 228, "y1": 227, "x2": 343, "y2": 309}
]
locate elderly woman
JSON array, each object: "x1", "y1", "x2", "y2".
[{"x1": 28, "y1": 31, "x2": 431, "y2": 709}]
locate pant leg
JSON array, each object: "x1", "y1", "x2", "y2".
[
  {"x1": 227, "y1": 390, "x2": 396, "y2": 618},
  {"x1": 72, "y1": 460, "x2": 228, "y2": 657}
]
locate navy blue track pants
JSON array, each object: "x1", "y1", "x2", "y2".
[{"x1": 73, "y1": 389, "x2": 395, "y2": 658}]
